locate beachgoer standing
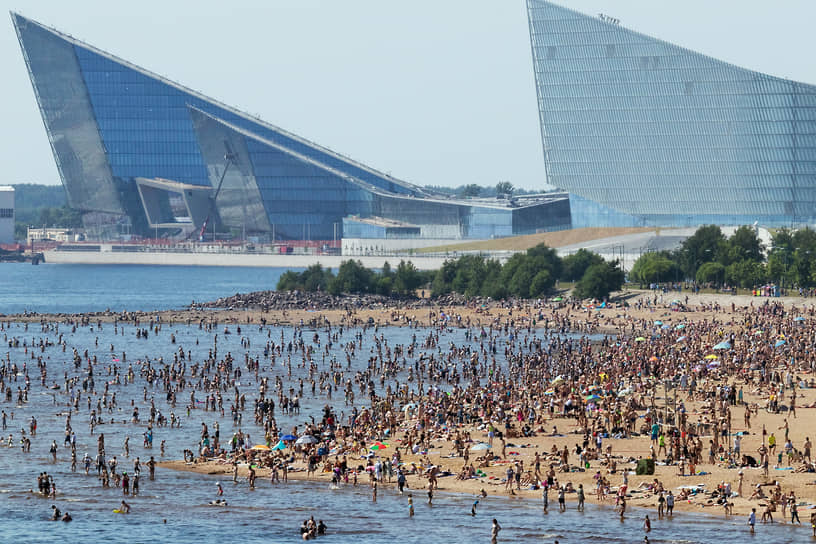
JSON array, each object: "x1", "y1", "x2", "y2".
[{"x1": 491, "y1": 519, "x2": 501, "y2": 544}]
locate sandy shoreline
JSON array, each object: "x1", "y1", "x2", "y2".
[{"x1": 156, "y1": 398, "x2": 816, "y2": 528}]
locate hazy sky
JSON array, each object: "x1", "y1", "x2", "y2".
[{"x1": 2, "y1": 0, "x2": 815, "y2": 189}]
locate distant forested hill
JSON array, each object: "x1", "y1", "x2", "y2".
[
  {"x1": 11, "y1": 184, "x2": 80, "y2": 239},
  {"x1": 12, "y1": 184, "x2": 67, "y2": 222}
]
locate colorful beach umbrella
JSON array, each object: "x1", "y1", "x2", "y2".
[
  {"x1": 281, "y1": 434, "x2": 297, "y2": 441},
  {"x1": 250, "y1": 444, "x2": 270, "y2": 451},
  {"x1": 635, "y1": 337, "x2": 646, "y2": 342},
  {"x1": 370, "y1": 441, "x2": 389, "y2": 451},
  {"x1": 774, "y1": 339, "x2": 786, "y2": 348},
  {"x1": 712, "y1": 341, "x2": 731, "y2": 350},
  {"x1": 704, "y1": 354, "x2": 719, "y2": 360}
]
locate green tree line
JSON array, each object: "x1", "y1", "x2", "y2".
[
  {"x1": 630, "y1": 225, "x2": 816, "y2": 289},
  {"x1": 277, "y1": 244, "x2": 624, "y2": 300}
]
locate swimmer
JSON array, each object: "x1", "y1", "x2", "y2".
[
  {"x1": 471, "y1": 499, "x2": 479, "y2": 516},
  {"x1": 491, "y1": 519, "x2": 501, "y2": 544}
]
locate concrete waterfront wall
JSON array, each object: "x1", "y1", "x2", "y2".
[{"x1": 42, "y1": 250, "x2": 451, "y2": 270}]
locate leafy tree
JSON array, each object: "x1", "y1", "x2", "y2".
[
  {"x1": 432, "y1": 258, "x2": 462, "y2": 296},
  {"x1": 725, "y1": 260, "x2": 766, "y2": 288},
  {"x1": 495, "y1": 181, "x2": 514, "y2": 196},
  {"x1": 458, "y1": 184, "x2": 481, "y2": 198},
  {"x1": 695, "y1": 262, "x2": 725, "y2": 285},
  {"x1": 478, "y1": 259, "x2": 506, "y2": 299},
  {"x1": 303, "y1": 264, "x2": 333, "y2": 291},
  {"x1": 526, "y1": 243, "x2": 563, "y2": 282},
  {"x1": 375, "y1": 276, "x2": 393, "y2": 296},
  {"x1": 509, "y1": 259, "x2": 539, "y2": 297},
  {"x1": 381, "y1": 261, "x2": 393, "y2": 280},
  {"x1": 767, "y1": 229, "x2": 794, "y2": 287},
  {"x1": 328, "y1": 260, "x2": 375, "y2": 295},
  {"x1": 561, "y1": 249, "x2": 604, "y2": 282},
  {"x1": 394, "y1": 260, "x2": 422, "y2": 296},
  {"x1": 789, "y1": 228, "x2": 816, "y2": 287},
  {"x1": 529, "y1": 270, "x2": 552, "y2": 298},
  {"x1": 629, "y1": 252, "x2": 679, "y2": 285},
  {"x1": 573, "y1": 261, "x2": 624, "y2": 300},
  {"x1": 276, "y1": 270, "x2": 303, "y2": 291},
  {"x1": 276, "y1": 264, "x2": 334, "y2": 292},
  {"x1": 678, "y1": 225, "x2": 727, "y2": 279},
  {"x1": 724, "y1": 226, "x2": 764, "y2": 264}
]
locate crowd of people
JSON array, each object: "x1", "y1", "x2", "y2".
[{"x1": 3, "y1": 291, "x2": 816, "y2": 539}]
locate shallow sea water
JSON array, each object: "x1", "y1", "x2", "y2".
[{"x1": 0, "y1": 269, "x2": 808, "y2": 542}]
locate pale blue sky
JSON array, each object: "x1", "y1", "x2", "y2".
[{"x1": 1, "y1": 0, "x2": 815, "y2": 189}]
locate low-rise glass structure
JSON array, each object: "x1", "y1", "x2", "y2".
[
  {"x1": 527, "y1": 0, "x2": 816, "y2": 228},
  {"x1": 13, "y1": 13, "x2": 569, "y2": 240}
]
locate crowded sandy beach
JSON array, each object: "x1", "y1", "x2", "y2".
[{"x1": 5, "y1": 287, "x2": 816, "y2": 539}]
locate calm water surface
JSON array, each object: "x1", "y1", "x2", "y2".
[{"x1": 0, "y1": 263, "x2": 294, "y2": 314}]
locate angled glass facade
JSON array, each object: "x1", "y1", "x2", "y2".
[
  {"x1": 193, "y1": 109, "x2": 571, "y2": 239},
  {"x1": 13, "y1": 13, "x2": 570, "y2": 240},
  {"x1": 527, "y1": 0, "x2": 816, "y2": 228}
]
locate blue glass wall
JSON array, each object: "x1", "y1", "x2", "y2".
[
  {"x1": 12, "y1": 14, "x2": 123, "y2": 215},
  {"x1": 527, "y1": 1, "x2": 816, "y2": 228},
  {"x1": 70, "y1": 44, "x2": 418, "y2": 197},
  {"x1": 13, "y1": 14, "x2": 418, "y2": 230},
  {"x1": 342, "y1": 218, "x2": 387, "y2": 239}
]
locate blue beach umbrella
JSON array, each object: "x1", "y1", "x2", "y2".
[
  {"x1": 281, "y1": 434, "x2": 297, "y2": 441},
  {"x1": 774, "y1": 339, "x2": 786, "y2": 348},
  {"x1": 712, "y1": 341, "x2": 731, "y2": 350}
]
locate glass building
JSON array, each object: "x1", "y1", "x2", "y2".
[
  {"x1": 527, "y1": 0, "x2": 816, "y2": 228},
  {"x1": 13, "y1": 13, "x2": 569, "y2": 240}
]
